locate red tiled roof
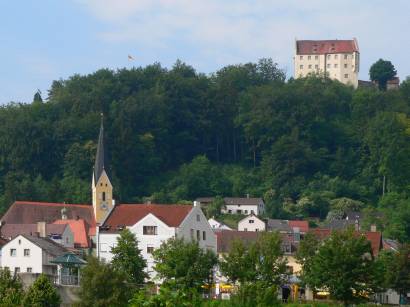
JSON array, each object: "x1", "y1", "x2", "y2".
[
  {"x1": 0, "y1": 201, "x2": 96, "y2": 236},
  {"x1": 288, "y1": 220, "x2": 309, "y2": 233},
  {"x1": 101, "y1": 204, "x2": 193, "y2": 231},
  {"x1": 0, "y1": 237, "x2": 8, "y2": 247},
  {"x1": 296, "y1": 39, "x2": 358, "y2": 55},
  {"x1": 312, "y1": 228, "x2": 382, "y2": 256},
  {"x1": 216, "y1": 230, "x2": 261, "y2": 253},
  {"x1": 54, "y1": 219, "x2": 90, "y2": 248}
]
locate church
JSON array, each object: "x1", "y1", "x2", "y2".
[{"x1": 0, "y1": 118, "x2": 217, "y2": 268}]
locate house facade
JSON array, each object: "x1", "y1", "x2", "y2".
[
  {"x1": 208, "y1": 218, "x2": 232, "y2": 231},
  {"x1": 197, "y1": 197, "x2": 265, "y2": 216},
  {"x1": 97, "y1": 202, "x2": 217, "y2": 279},
  {"x1": 237, "y1": 214, "x2": 266, "y2": 232},
  {"x1": 294, "y1": 39, "x2": 360, "y2": 88}
]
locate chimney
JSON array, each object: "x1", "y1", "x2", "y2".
[
  {"x1": 61, "y1": 207, "x2": 68, "y2": 220},
  {"x1": 37, "y1": 222, "x2": 47, "y2": 238},
  {"x1": 193, "y1": 201, "x2": 200, "y2": 207},
  {"x1": 370, "y1": 224, "x2": 377, "y2": 232},
  {"x1": 246, "y1": 194, "x2": 250, "y2": 198}
]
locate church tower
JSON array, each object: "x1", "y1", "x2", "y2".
[{"x1": 92, "y1": 114, "x2": 114, "y2": 224}]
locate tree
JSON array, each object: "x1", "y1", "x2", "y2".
[
  {"x1": 0, "y1": 268, "x2": 24, "y2": 306},
  {"x1": 369, "y1": 59, "x2": 397, "y2": 90},
  {"x1": 22, "y1": 274, "x2": 61, "y2": 307},
  {"x1": 152, "y1": 238, "x2": 217, "y2": 292},
  {"x1": 76, "y1": 256, "x2": 131, "y2": 307},
  {"x1": 298, "y1": 229, "x2": 380, "y2": 304},
  {"x1": 383, "y1": 244, "x2": 410, "y2": 301},
  {"x1": 111, "y1": 228, "x2": 147, "y2": 285}
]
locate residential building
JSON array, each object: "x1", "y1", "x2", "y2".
[
  {"x1": 97, "y1": 202, "x2": 217, "y2": 279},
  {"x1": 197, "y1": 197, "x2": 265, "y2": 216},
  {"x1": 0, "y1": 234, "x2": 67, "y2": 276},
  {"x1": 294, "y1": 39, "x2": 360, "y2": 88},
  {"x1": 266, "y1": 219, "x2": 309, "y2": 236},
  {"x1": 237, "y1": 214, "x2": 266, "y2": 232},
  {"x1": 53, "y1": 219, "x2": 91, "y2": 248},
  {"x1": 0, "y1": 222, "x2": 74, "y2": 248},
  {"x1": 208, "y1": 218, "x2": 232, "y2": 231}
]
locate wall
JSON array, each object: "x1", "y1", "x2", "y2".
[
  {"x1": 238, "y1": 215, "x2": 266, "y2": 232},
  {"x1": 0, "y1": 235, "x2": 43, "y2": 273},
  {"x1": 92, "y1": 170, "x2": 113, "y2": 224},
  {"x1": 222, "y1": 204, "x2": 262, "y2": 216}
]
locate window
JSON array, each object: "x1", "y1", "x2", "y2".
[
  {"x1": 249, "y1": 220, "x2": 254, "y2": 224},
  {"x1": 327, "y1": 54, "x2": 330, "y2": 59},
  {"x1": 344, "y1": 54, "x2": 348, "y2": 59},
  {"x1": 344, "y1": 63, "x2": 348, "y2": 68},
  {"x1": 315, "y1": 55, "x2": 319, "y2": 60},
  {"x1": 236, "y1": 209, "x2": 242, "y2": 214},
  {"x1": 251, "y1": 210, "x2": 254, "y2": 214},
  {"x1": 24, "y1": 249, "x2": 30, "y2": 257},
  {"x1": 334, "y1": 64, "x2": 338, "y2": 68},
  {"x1": 228, "y1": 210, "x2": 232, "y2": 214},
  {"x1": 255, "y1": 229, "x2": 259, "y2": 232},
  {"x1": 327, "y1": 64, "x2": 330, "y2": 68},
  {"x1": 299, "y1": 55, "x2": 303, "y2": 60},
  {"x1": 244, "y1": 210, "x2": 248, "y2": 214},
  {"x1": 143, "y1": 226, "x2": 157, "y2": 235},
  {"x1": 14, "y1": 267, "x2": 20, "y2": 275},
  {"x1": 334, "y1": 54, "x2": 338, "y2": 59},
  {"x1": 10, "y1": 249, "x2": 16, "y2": 257},
  {"x1": 203, "y1": 231, "x2": 206, "y2": 240},
  {"x1": 308, "y1": 64, "x2": 312, "y2": 69},
  {"x1": 344, "y1": 74, "x2": 349, "y2": 78},
  {"x1": 299, "y1": 65, "x2": 303, "y2": 69},
  {"x1": 196, "y1": 230, "x2": 200, "y2": 241},
  {"x1": 244, "y1": 228, "x2": 248, "y2": 231},
  {"x1": 147, "y1": 246, "x2": 154, "y2": 254},
  {"x1": 102, "y1": 192, "x2": 106, "y2": 201},
  {"x1": 190, "y1": 229, "x2": 194, "y2": 239},
  {"x1": 315, "y1": 64, "x2": 319, "y2": 69},
  {"x1": 18, "y1": 239, "x2": 21, "y2": 245},
  {"x1": 27, "y1": 267, "x2": 32, "y2": 273},
  {"x1": 307, "y1": 55, "x2": 311, "y2": 60},
  {"x1": 100, "y1": 183, "x2": 103, "y2": 186},
  {"x1": 196, "y1": 214, "x2": 200, "y2": 222},
  {"x1": 66, "y1": 237, "x2": 69, "y2": 244}
]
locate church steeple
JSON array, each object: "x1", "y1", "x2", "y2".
[
  {"x1": 92, "y1": 113, "x2": 114, "y2": 224},
  {"x1": 94, "y1": 113, "x2": 106, "y2": 185}
]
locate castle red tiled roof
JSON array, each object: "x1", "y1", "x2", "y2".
[
  {"x1": 54, "y1": 219, "x2": 90, "y2": 248},
  {"x1": 288, "y1": 220, "x2": 309, "y2": 233},
  {"x1": 101, "y1": 204, "x2": 193, "y2": 232},
  {"x1": 0, "y1": 201, "x2": 96, "y2": 236},
  {"x1": 296, "y1": 39, "x2": 358, "y2": 55},
  {"x1": 312, "y1": 228, "x2": 382, "y2": 256}
]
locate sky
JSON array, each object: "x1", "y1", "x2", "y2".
[{"x1": 1, "y1": 0, "x2": 409, "y2": 104}]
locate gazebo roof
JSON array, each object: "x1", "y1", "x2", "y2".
[{"x1": 51, "y1": 253, "x2": 87, "y2": 266}]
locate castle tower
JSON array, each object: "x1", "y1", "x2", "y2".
[{"x1": 92, "y1": 114, "x2": 114, "y2": 224}]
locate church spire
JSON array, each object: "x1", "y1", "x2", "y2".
[{"x1": 94, "y1": 113, "x2": 106, "y2": 185}]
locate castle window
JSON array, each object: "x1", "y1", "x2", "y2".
[{"x1": 102, "y1": 192, "x2": 106, "y2": 201}]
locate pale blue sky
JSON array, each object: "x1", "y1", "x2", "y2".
[{"x1": 1, "y1": 0, "x2": 409, "y2": 104}]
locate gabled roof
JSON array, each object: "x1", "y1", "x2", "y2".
[
  {"x1": 0, "y1": 201, "x2": 96, "y2": 236},
  {"x1": 0, "y1": 223, "x2": 68, "y2": 240},
  {"x1": 54, "y1": 219, "x2": 90, "y2": 248},
  {"x1": 0, "y1": 237, "x2": 8, "y2": 247},
  {"x1": 51, "y1": 253, "x2": 87, "y2": 266},
  {"x1": 21, "y1": 235, "x2": 68, "y2": 257},
  {"x1": 296, "y1": 39, "x2": 359, "y2": 55},
  {"x1": 266, "y1": 219, "x2": 292, "y2": 232},
  {"x1": 216, "y1": 230, "x2": 262, "y2": 253},
  {"x1": 288, "y1": 220, "x2": 309, "y2": 233},
  {"x1": 100, "y1": 204, "x2": 193, "y2": 233},
  {"x1": 224, "y1": 197, "x2": 263, "y2": 206}
]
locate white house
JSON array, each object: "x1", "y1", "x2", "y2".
[
  {"x1": 237, "y1": 215, "x2": 266, "y2": 232},
  {"x1": 221, "y1": 197, "x2": 265, "y2": 216},
  {"x1": 208, "y1": 218, "x2": 232, "y2": 231},
  {"x1": 97, "y1": 202, "x2": 217, "y2": 279},
  {"x1": 0, "y1": 234, "x2": 67, "y2": 276}
]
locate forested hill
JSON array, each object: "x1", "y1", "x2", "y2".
[{"x1": 1, "y1": 59, "x2": 410, "y2": 241}]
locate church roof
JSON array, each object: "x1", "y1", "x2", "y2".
[
  {"x1": 0, "y1": 201, "x2": 96, "y2": 236},
  {"x1": 94, "y1": 115, "x2": 108, "y2": 184}
]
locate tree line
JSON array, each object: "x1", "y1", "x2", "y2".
[{"x1": 1, "y1": 59, "x2": 410, "y2": 241}]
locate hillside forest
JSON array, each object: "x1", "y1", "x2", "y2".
[{"x1": 1, "y1": 59, "x2": 410, "y2": 242}]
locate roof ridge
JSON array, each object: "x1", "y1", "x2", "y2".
[{"x1": 14, "y1": 201, "x2": 92, "y2": 207}]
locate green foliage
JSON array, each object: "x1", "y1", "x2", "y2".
[
  {"x1": 0, "y1": 268, "x2": 24, "y2": 307},
  {"x1": 111, "y1": 228, "x2": 147, "y2": 285},
  {"x1": 369, "y1": 59, "x2": 397, "y2": 90},
  {"x1": 152, "y1": 238, "x2": 217, "y2": 292},
  {"x1": 229, "y1": 282, "x2": 280, "y2": 307},
  {"x1": 298, "y1": 229, "x2": 380, "y2": 304},
  {"x1": 22, "y1": 274, "x2": 61, "y2": 307},
  {"x1": 130, "y1": 287, "x2": 203, "y2": 307},
  {"x1": 76, "y1": 256, "x2": 131, "y2": 307},
  {"x1": 203, "y1": 196, "x2": 224, "y2": 219}
]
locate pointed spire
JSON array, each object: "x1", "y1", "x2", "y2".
[{"x1": 94, "y1": 113, "x2": 106, "y2": 184}]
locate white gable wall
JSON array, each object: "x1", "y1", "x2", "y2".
[
  {"x1": 238, "y1": 215, "x2": 266, "y2": 232},
  {"x1": 1, "y1": 235, "x2": 43, "y2": 274}
]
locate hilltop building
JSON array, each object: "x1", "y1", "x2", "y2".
[{"x1": 294, "y1": 39, "x2": 360, "y2": 88}]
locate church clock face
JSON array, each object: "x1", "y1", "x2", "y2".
[{"x1": 100, "y1": 202, "x2": 108, "y2": 210}]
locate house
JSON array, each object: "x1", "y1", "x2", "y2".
[
  {"x1": 53, "y1": 219, "x2": 91, "y2": 248},
  {"x1": 294, "y1": 39, "x2": 360, "y2": 88},
  {"x1": 0, "y1": 222, "x2": 74, "y2": 248},
  {"x1": 208, "y1": 218, "x2": 232, "y2": 231},
  {"x1": 237, "y1": 214, "x2": 266, "y2": 232},
  {"x1": 196, "y1": 197, "x2": 265, "y2": 216},
  {"x1": 266, "y1": 219, "x2": 309, "y2": 237},
  {"x1": 97, "y1": 202, "x2": 217, "y2": 279},
  {"x1": 0, "y1": 234, "x2": 68, "y2": 276}
]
